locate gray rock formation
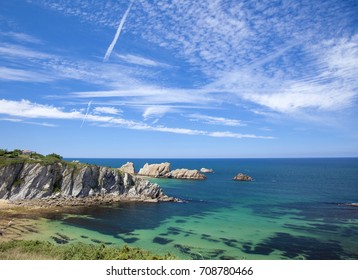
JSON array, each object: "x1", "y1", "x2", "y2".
[
  {"x1": 137, "y1": 162, "x2": 170, "y2": 177},
  {"x1": 233, "y1": 173, "x2": 253, "y2": 181},
  {"x1": 0, "y1": 162, "x2": 169, "y2": 201},
  {"x1": 119, "y1": 162, "x2": 135, "y2": 174},
  {"x1": 200, "y1": 168, "x2": 214, "y2": 173},
  {"x1": 164, "y1": 169, "x2": 206, "y2": 180}
]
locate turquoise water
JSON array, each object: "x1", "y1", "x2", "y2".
[{"x1": 32, "y1": 158, "x2": 358, "y2": 259}]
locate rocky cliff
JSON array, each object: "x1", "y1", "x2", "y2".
[{"x1": 0, "y1": 162, "x2": 171, "y2": 202}]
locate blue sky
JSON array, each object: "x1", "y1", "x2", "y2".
[{"x1": 0, "y1": 0, "x2": 357, "y2": 158}]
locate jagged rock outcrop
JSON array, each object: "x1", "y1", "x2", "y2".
[
  {"x1": 200, "y1": 168, "x2": 214, "y2": 173},
  {"x1": 233, "y1": 173, "x2": 253, "y2": 181},
  {"x1": 164, "y1": 169, "x2": 206, "y2": 180},
  {"x1": 0, "y1": 162, "x2": 171, "y2": 202},
  {"x1": 137, "y1": 162, "x2": 206, "y2": 180},
  {"x1": 119, "y1": 162, "x2": 135, "y2": 175},
  {"x1": 138, "y1": 162, "x2": 171, "y2": 177}
]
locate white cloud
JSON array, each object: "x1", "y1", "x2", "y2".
[
  {"x1": 142, "y1": 106, "x2": 173, "y2": 120},
  {"x1": 0, "y1": 32, "x2": 42, "y2": 44},
  {"x1": 70, "y1": 87, "x2": 214, "y2": 105},
  {"x1": 24, "y1": 121, "x2": 57, "y2": 127},
  {"x1": 0, "y1": 117, "x2": 57, "y2": 127},
  {"x1": 0, "y1": 99, "x2": 273, "y2": 140},
  {"x1": 0, "y1": 99, "x2": 82, "y2": 119},
  {"x1": 208, "y1": 131, "x2": 274, "y2": 139},
  {"x1": 0, "y1": 43, "x2": 52, "y2": 60},
  {"x1": 0, "y1": 66, "x2": 53, "y2": 82},
  {"x1": 189, "y1": 113, "x2": 245, "y2": 126},
  {"x1": 116, "y1": 54, "x2": 170, "y2": 67},
  {"x1": 93, "y1": 106, "x2": 122, "y2": 115}
]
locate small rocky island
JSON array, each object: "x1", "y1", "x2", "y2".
[
  {"x1": 200, "y1": 168, "x2": 214, "y2": 173},
  {"x1": 123, "y1": 162, "x2": 206, "y2": 180},
  {"x1": 233, "y1": 173, "x2": 253, "y2": 181},
  {"x1": 0, "y1": 149, "x2": 177, "y2": 206}
]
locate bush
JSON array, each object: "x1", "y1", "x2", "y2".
[{"x1": 46, "y1": 153, "x2": 63, "y2": 160}]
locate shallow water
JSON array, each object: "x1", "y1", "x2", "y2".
[{"x1": 21, "y1": 158, "x2": 358, "y2": 259}]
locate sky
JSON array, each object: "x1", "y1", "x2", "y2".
[{"x1": 0, "y1": 0, "x2": 357, "y2": 158}]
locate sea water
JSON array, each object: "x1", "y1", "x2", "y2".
[{"x1": 26, "y1": 158, "x2": 358, "y2": 260}]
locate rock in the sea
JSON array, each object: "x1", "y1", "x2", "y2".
[
  {"x1": 200, "y1": 168, "x2": 214, "y2": 173},
  {"x1": 345, "y1": 203, "x2": 358, "y2": 207},
  {"x1": 137, "y1": 162, "x2": 170, "y2": 177},
  {"x1": 164, "y1": 169, "x2": 206, "y2": 180},
  {"x1": 233, "y1": 173, "x2": 253, "y2": 181},
  {"x1": 119, "y1": 162, "x2": 135, "y2": 174}
]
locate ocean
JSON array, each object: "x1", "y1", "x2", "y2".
[{"x1": 25, "y1": 158, "x2": 358, "y2": 260}]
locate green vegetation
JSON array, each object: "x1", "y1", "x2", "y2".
[
  {"x1": 46, "y1": 153, "x2": 63, "y2": 160},
  {"x1": 0, "y1": 240, "x2": 176, "y2": 260},
  {"x1": 0, "y1": 149, "x2": 67, "y2": 167}
]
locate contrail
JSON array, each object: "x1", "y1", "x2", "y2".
[
  {"x1": 81, "y1": 100, "x2": 92, "y2": 128},
  {"x1": 103, "y1": 1, "x2": 134, "y2": 62}
]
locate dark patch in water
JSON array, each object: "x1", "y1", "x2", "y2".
[
  {"x1": 51, "y1": 236, "x2": 68, "y2": 244},
  {"x1": 104, "y1": 242, "x2": 114, "y2": 245},
  {"x1": 175, "y1": 219, "x2": 186, "y2": 224},
  {"x1": 173, "y1": 244, "x2": 203, "y2": 260},
  {"x1": 201, "y1": 234, "x2": 220, "y2": 243},
  {"x1": 220, "y1": 238, "x2": 239, "y2": 248},
  {"x1": 121, "y1": 237, "x2": 139, "y2": 243},
  {"x1": 207, "y1": 249, "x2": 225, "y2": 258},
  {"x1": 91, "y1": 239, "x2": 102, "y2": 244},
  {"x1": 153, "y1": 237, "x2": 173, "y2": 245},
  {"x1": 248, "y1": 201, "x2": 358, "y2": 225},
  {"x1": 56, "y1": 232, "x2": 71, "y2": 241},
  {"x1": 241, "y1": 232, "x2": 358, "y2": 259},
  {"x1": 167, "y1": 227, "x2": 195, "y2": 236},
  {"x1": 220, "y1": 255, "x2": 235, "y2": 260},
  {"x1": 44, "y1": 200, "x2": 218, "y2": 238},
  {"x1": 123, "y1": 232, "x2": 138, "y2": 236},
  {"x1": 80, "y1": 235, "x2": 89, "y2": 239}
]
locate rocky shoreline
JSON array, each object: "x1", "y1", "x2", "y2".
[{"x1": 8, "y1": 193, "x2": 180, "y2": 208}]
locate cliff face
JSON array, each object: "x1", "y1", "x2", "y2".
[{"x1": 0, "y1": 162, "x2": 166, "y2": 201}]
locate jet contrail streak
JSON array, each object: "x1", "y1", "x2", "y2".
[
  {"x1": 103, "y1": 1, "x2": 134, "y2": 62},
  {"x1": 81, "y1": 100, "x2": 92, "y2": 128}
]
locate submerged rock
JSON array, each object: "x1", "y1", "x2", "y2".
[
  {"x1": 233, "y1": 173, "x2": 253, "y2": 181},
  {"x1": 200, "y1": 168, "x2": 214, "y2": 173}
]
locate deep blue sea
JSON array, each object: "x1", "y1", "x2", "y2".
[{"x1": 30, "y1": 158, "x2": 358, "y2": 260}]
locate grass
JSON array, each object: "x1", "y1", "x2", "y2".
[{"x1": 0, "y1": 240, "x2": 176, "y2": 260}]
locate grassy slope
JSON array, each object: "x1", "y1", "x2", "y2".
[{"x1": 0, "y1": 240, "x2": 176, "y2": 260}]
